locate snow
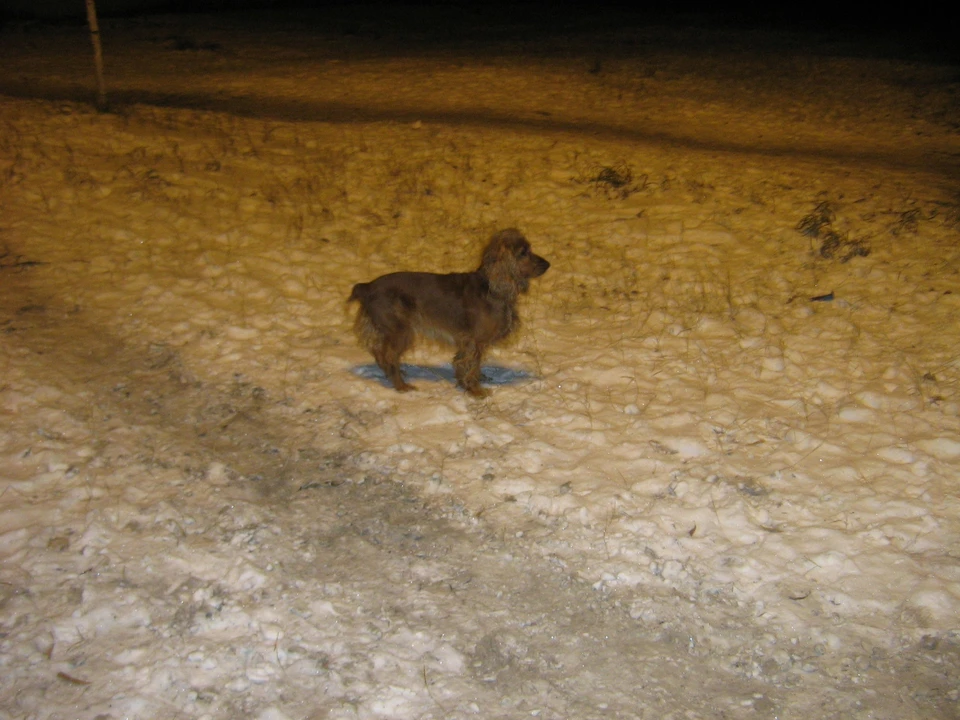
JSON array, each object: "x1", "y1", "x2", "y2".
[{"x1": 1, "y1": 8, "x2": 959, "y2": 719}]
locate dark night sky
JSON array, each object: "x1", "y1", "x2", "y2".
[{"x1": 0, "y1": 1, "x2": 954, "y2": 63}]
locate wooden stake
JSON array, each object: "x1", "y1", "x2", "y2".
[{"x1": 84, "y1": 0, "x2": 107, "y2": 111}]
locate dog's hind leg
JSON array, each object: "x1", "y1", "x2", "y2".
[
  {"x1": 354, "y1": 302, "x2": 415, "y2": 392},
  {"x1": 374, "y1": 330, "x2": 415, "y2": 392}
]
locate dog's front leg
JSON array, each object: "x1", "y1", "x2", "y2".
[{"x1": 453, "y1": 341, "x2": 487, "y2": 397}]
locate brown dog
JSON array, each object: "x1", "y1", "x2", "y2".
[{"x1": 349, "y1": 229, "x2": 550, "y2": 397}]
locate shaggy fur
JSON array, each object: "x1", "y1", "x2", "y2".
[{"x1": 349, "y1": 228, "x2": 550, "y2": 397}]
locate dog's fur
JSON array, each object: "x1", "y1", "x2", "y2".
[{"x1": 349, "y1": 228, "x2": 550, "y2": 397}]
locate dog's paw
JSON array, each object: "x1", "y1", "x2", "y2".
[{"x1": 464, "y1": 385, "x2": 490, "y2": 399}]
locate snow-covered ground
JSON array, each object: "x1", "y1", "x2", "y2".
[{"x1": 1, "y1": 9, "x2": 959, "y2": 719}]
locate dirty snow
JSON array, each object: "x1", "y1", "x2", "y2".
[{"x1": 1, "y1": 9, "x2": 959, "y2": 719}]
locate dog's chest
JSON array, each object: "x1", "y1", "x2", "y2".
[{"x1": 485, "y1": 301, "x2": 517, "y2": 342}]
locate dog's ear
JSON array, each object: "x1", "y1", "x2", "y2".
[{"x1": 482, "y1": 232, "x2": 526, "y2": 298}]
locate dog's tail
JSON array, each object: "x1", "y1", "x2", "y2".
[{"x1": 348, "y1": 283, "x2": 369, "y2": 304}]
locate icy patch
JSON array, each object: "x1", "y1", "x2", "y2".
[
  {"x1": 916, "y1": 438, "x2": 960, "y2": 460},
  {"x1": 876, "y1": 446, "x2": 915, "y2": 464},
  {"x1": 656, "y1": 437, "x2": 710, "y2": 458}
]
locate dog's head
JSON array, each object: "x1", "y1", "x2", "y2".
[{"x1": 481, "y1": 229, "x2": 550, "y2": 297}]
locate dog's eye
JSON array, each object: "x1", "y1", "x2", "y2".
[{"x1": 518, "y1": 246, "x2": 529, "y2": 257}]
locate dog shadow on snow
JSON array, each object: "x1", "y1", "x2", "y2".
[{"x1": 351, "y1": 363, "x2": 538, "y2": 390}]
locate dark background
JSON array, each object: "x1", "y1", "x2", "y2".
[{"x1": 0, "y1": 1, "x2": 955, "y2": 64}]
